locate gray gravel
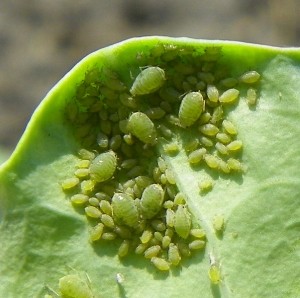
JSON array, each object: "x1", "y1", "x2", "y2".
[{"x1": 1, "y1": 0, "x2": 299, "y2": 152}]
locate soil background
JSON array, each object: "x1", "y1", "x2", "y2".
[{"x1": 1, "y1": 0, "x2": 300, "y2": 154}]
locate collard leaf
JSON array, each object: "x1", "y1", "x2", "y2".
[{"x1": 0, "y1": 37, "x2": 299, "y2": 298}]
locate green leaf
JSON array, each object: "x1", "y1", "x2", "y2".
[{"x1": 0, "y1": 37, "x2": 300, "y2": 298}]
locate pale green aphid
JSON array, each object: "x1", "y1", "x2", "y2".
[
  {"x1": 74, "y1": 168, "x2": 90, "y2": 179},
  {"x1": 145, "y1": 107, "x2": 166, "y2": 120},
  {"x1": 102, "y1": 232, "x2": 117, "y2": 240},
  {"x1": 140, "y1": 184, "x2": 164, "y2": 219},
  {"x1": 220, "y1": 77, "x2": 238, "y2": 88},
  {"x1": 208, "y1": 253, "x2": 221, "y2": 284},
  {"x1": 78, "y1": 149, "x2": 95, "y2": 160},
  {"x1": 162, "y1": 235, "x2": 171, "y2": 249},
  {"x1": 120, "y1": 159, "x2": 138, "y2": 169},
  {"x1": 189, "y1": 240, "x2": 205, "y2": 250},
  {"x1": 123, "y1": 134, "x2": 134, "y2": 145},
  {"x1": 76, "y1": 159, "x2": 90, "y2": 168},
  {"x1": 165, "y1": 169, "x2": 176, "y2": 184},
  {"x1": 211, "y1": 106, "x2": 224, "y2": 124},
  {"x1": 88, "y1": 197, "x2": 100, "y2": 207},
  {"x1": 215, "y1": 142, "x2": 229, "y2": 155},
  {"x1": 70, "y1": 194, "x2": 89, "y2": 205},
  {"x1": 188, "y1": 148, "x2": 206, "y2": 164},
  {"x1": 177, "y1": 242, "x2": 191, "y2": 257},
  {"x1": 165, "y1": 228, "x2": 174, "y2": 238},
  {"x1": 198, "y1": 112, "x2": 211, "y2": 125},
  {"x1": 110, "y1": 134, "x2": 122, "y2": 151},
  {"x1": 227, "y1": 140, "x2": 243, "y2": 152},
  {"x1": 174, "y1": 205, "x2": 191, "y2": 239},
  {"x1": 154, "y1": 231, "x2": 163, "y2": 241},
  {"x1": 96, "y1": 132, "x2": 109, "y2": 149},
  {"x1": 130, "y1": 66, "x2": 166, "y2": 96},
  {"x1": 135, "y1": 243, "x2": 149, "y2": 255},
  {"x1": 199, "y1": 179, "x2": 214, "y2": 192},
  {"x1": 190, "y1": 228, "x2": 206, "y2": 239},
  {"x1": 157, "y1": 157, "x2": 167, "y2": 173},
  {"x1": 184, "y1": 138, "x2": 200, "y2": 153},
  {"x1": 127, "y1": 112, "x2": 156, "y2": 144},
  {"x1": 59, "y1": 274, "x2": 93, "y2": 298},
  {"x1": 166, "y1": 209, "x2": 175, "y2": 227},
  {"x1": 157, "y1": 124, "x2": 173, "y2": 139},
  {"x1": 199, "y1": 123, "x2": 219, "y2": 137},
  {"x1": 151, "y1": 219, "x2": 166, "y2": 232},
  {"x1": 204, "y1": 154, "x2": 219, "y2": 169},
  {"x1": 219, "y1": 88, "x2": 239, "y2": 104},
  {"x1": 247, "y1": 88, "x2": 257, "y2": 106},
  {"x1": 111, "y1": 193, "x2": 139, "y2": 228},
  {"x1": 218, "y1": 159, "x2": 230, "y2": 174},
  {"x1": 101, "y1": 214, "x2": 115, "y2": 229},
  {"x1": 85, "y1": 206, "x2": 102, "y2": 218},
  {"x1": 239, "y1": 70, "x2": 261, "y2": 84},
  {"x1": 61, "y1": 177, "x2": 79, "y2": 190},
  {"x1": 200, "y1": 136, "x2": 214, "y2": 147},
  {"x1": 213, "y1": 215, "x2": 225, "y2": 232},
  {"x1": 206, "y1": 85, "x2": 219, "y2": 102},
  {"x1": 95, "y1": 192, "x2": 110, "y2": 201},
  {"x1": 89, "y1": 223, "x2": 104, "y2": 242},
  {"x1": 160, "y1": 173, "x2": 167, "y2": 185},
  {"x1": 168, "y1": 243, "x2": 181, "y2": 266},
  {"x1": 163, "y1": 200, "x2": 174, "y2": 209},
  {"x1": 174, "y1": 192, "x2": 186, "y2": 205},
  {"x1": 114, "y1": 225, "x2": 132, "y2": 239},
  {"x1": 222, "y1": 119, "x2": 237, "y2": 135},
  {"x1": 118, "y1": 240, "x2": 130, "y2": 258},
  {"x1": 151, "y1": 257, "x2": 170, "y2": 271},
  {"x1": 163, "y1": 142, "x2": 180, "y2": 155},
  {"x1": 89, "y1": 150, "x2": 117, "y2": 182},
  {"x1": 227, "y1": 158, "x2": 243, "y2": 171},
  {"x1": 179, "y1": 91, "x2": 204, "y2": 127},
  {"x1": 216, "y1": 132, "x2": 231, "y2": 144},
  {"x1": 140, "y1": 229, "x2": 153, "y2": 244},
  {"x1": 144, "y1": 245, "x2": 161, "y2": 259},
  {"x1": 80, "y1": 179, "x2": 95, "y2": 194},
  {"x1": 135, "y1": 175, "x2": 153, "y2": 189},
  {"x1": 99, "y1": 200, "x2": 112, "y2": 216}
]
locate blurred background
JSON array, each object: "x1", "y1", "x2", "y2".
[{"x1": 1, "y1": 0, "x2": 300, "y2": 155}]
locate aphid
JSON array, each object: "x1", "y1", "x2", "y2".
[
  {"x1": 227, "y1": 158, "x2": 243, "y2": 171},
  {"x1": 160, "y1": 173, "x2": 167, "y2": 185},
  {"x1": 127, "y1": 112, "x2": 156, "y2": 144},
  {"x1": 78, "y1": 149, "x2": 95, "y2": 160},
  {"x1": 157, "y1": 124, "x2": 173, "y2": 139},
  {"x1": 168, "y1": 243, "x2": 181, "y2": 266},
  {"x1": 99, "y1": 200, "x2": 112, "y2": 216},
  {"x1": 59, "y1": 274, "x2": 93, "y2": 298},
  {"x1": 200, "y1": 136, "x2": 214, "y2": 147},
  {"x1": 101, "y1": 214, "x2": 115, "y2": 229},
  {"x1": 189, "y1": 240, "x2": 205, "y2": 250},
  {"x1": 215, "y1": 142, "x2": 229, "y2": 155},
  {"x1": 174, "y1": 205, "x2": 191, "y2": 239},
  {"x1": 239, "y1": 70, "x2": 260, "y2": 84},
  {"x1": 184, "y1": 139, "x2": 200, "y2": 153},
  {"x1": 111, "y1": 193, "x2": 139, "y2": 228},
  {"x1": 145, "y1": 107, "x2": 166, "y2": 120},
  {"x1": 163, "y1": 200, "x2": 174, "y2": 209},
  {"x1": 140, "y1": 184, "x2": 164, "y2": 219},
  {"x1": 247, "y1": 88, "x2": 257, "y2": 106},
  {"x1": 110, "y1": 135, "x2": 122, "y2": 151},
  {"x1": 151, "y1": 257, "x2": 170, "y2": 271},
  {"x1": 135, "y1": 175, "x2": 154, "y2": 189},
  {"x1": 208, "y1": 253, "x2": 221, "y2": 284},
  {"x1": 204, "y1": 154, "x2": 219, "y2": 169},
  {"x1": 218, "y1": 159, "x2": 230, "y2": 174},
  {"x1": 127, "y1": 166, "x2": 144, "y2": 178},
  {"x1": 174, "y1": 192, "x2": 186, "y2": 205},
  {"x1": 211, "y1": 106, "x2": 224, "y2": 124},
  {"x1": 199, "y1": 124, "x2": 219, "y2": 137},
  {"x1": 102, "y1": 232, "x2": 117, "y2": 240},
  {"x1": 165, "y1": 169, "x2": 176, "y2": 184},
  {"x1": 70, "y1": 194, "x2": 89, "y2": 205},
  {"x1": 85, "y1": 206, "x2": 102, "y2": 218},
  {"x1": 206, "y1": 85, "x2": 219, "y2": 102},
  {"x1": 198, "y1": 112, "x2": 211, "y2": 125},
  {"x1": 177, "y1": 242, "x2": 191, "y2": 257},
  {"x1": 123, "y1": 134, "x2": 134, "y2": 146},
  {"x1": 89, "y1": 150, "x2": 117, "y2": 183},
  {"x1": 220, "y1": 77, "x2": 238, "y2": 88},
  {"x1": 199, "y1": 179, "x2": 214, "y2": 193},
  {"x1": 151, "y1": 219, "x2": 166, "y2": 232},
  {"x1": 140, "y1": 229, "x2": 153, "y2": 244},
  {"x1": 227, "y1": 140, "x2": 243, "y2": 152},
  {"x1": 219, "y1": 88, "x2": 239, "y2": 104},
  {"x1": 97, "y1": 132, "x2": 109, "y2": 149},
  {"x1": 118, "y1": 240, "x2": 130, "y2": 258},
  {"x1": 95, "y1": 192, "x2": 110, "y2": 201},
  {"x1": 216, "y1": 132, "x2": 231, "y2": 144},
  {"x1": 114, "y1": 225, "x2": 132, "y2": 239},
  {"x1": 157, "y1": 157, "x2": 167, "y2": 173},
  {"x1": 61, "y1": 178, "x2": 79, "y2": 190},
  {"x1": 89, "y1": 223, "x2": 104, "y2": 242},
  {"x1": 222, "y1": 120, "x2": 237, "y2": 135},
  {"x1": 212, "y1": 215, "x2": 225, "y2": 232},
  {"x1": 166, "y1": 209, "x2": 175, "y2": 227},
  {"x1": 130, "y1": 66, "x2": 166, "y2": 96},
  {"x1": 179, "y1": 91, "x2": 204, "y2": 127},
  {"x1": 76, "y1": 159, "x2": 90, "y2": 168},
  {"x1": 162, "y1": 235, "x2": 171, "y2": 249},
  {"x1": 135, "y1": 243, "x2": 149, "y2": 254},
  {"x1": 188, "y1": 148, "x2": 206, "y2": 164},
  {"x1": 154, "y1": 231, "x2": 163, "y2": 241},
  {"x1": 165, "y1": 228, "x2": 174, "y2": 238},
  {"x1": 74, "y1": 168, "x2": 90, "y2": 179},
  {"x1": 197, "y1": 72, "x2": 215, "y2": 84},
  {"x1": 163, "y1": 142, "x2": 180, "y2": 155},
  {"x1": 88, "y1": 197, "x2": 100, "y2": 207},
  {"x1": 121, "y1": 159, "x2": 138, "y2": 169},
  {"x1": 144, "y1": 245, "x2": 161, "y2": 258},
  {"x1": 80, "y1": 179, "x2": 95, "y2": 194},
  {"x1": 190, "y1": 228, "x2": 206, "y2": 239}
]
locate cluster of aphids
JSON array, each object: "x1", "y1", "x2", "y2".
[{"x1": 62, "y1": 44, "x2": 260, "y2": 272}]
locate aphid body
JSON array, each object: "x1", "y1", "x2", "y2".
[
  {"x1": 89, "y1": 150, "x2": 117, "y2": 182},
  {"x1": 151, "y1": 257, "x2": 170, "y2": 271},
  {"x1": 59, "y1": 274, "x2": 93, "y2": 298},
  {"x1": 140, "y1": 184, "x2": 164, "y2": 219},
  {"x1": 219, "y1": 88, "x2": 239, "y2": 104},
  {"x1": 174, "y1": 205, "x2": 191, "y2": 239},
  {"x1": 239, "y1": 70, "x2": 260, "y2": 84},
  {"x1": 168, "y1": 243, "x2": 181, "y2": 266},
  {"x1": 179, "y1": 91, "x2": 204, "y2": 127},
  {"x1": 127, "y1": 112, "x2": 156, "y2": 144},
  {"x1": 130, "y1": 66, "x2": 166, "y2": 96}
]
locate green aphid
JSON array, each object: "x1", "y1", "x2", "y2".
[
  {"x1": 140, "y1": 229, "x2": 153, "y2": 244},
  {"x1": 215, "y1": 142, "x2": 229, "y2": 155},
  {"x1": 127, "y1": 112, "x2": 156, "y2": 144},
  {"x1": 59, "y1": 274, "x2": 93, "y2": 298},
  {"x1": 151, "y1": 219, "x2": 166, "y2": 232},
  {"x1": 89, "y1": 223, "x2": 104, "y2": 242},
  {"x1": 206, "y1": 85, "x2": 219, "y2": 102},
  {"x1": 199, "y1": 179, "x2": 214, "y2": 193},
  {"x1": 216, "y1": 132, "x2": 231, "y2": 144},
  {"x1": 189, "y1": 240, "x2": 205, "y2": 250},
  {"x1": 145, "y1": 107, "x2": 166, "y2": 120},
  {"x1": 163, "y1": 142, "x2": 180, "y2": 155},
  {"x1": 247, "y1": 88, "x2": 257, "y2": 106},
  {"x1": 151, "y1": 257, "x2": 170, "y2": 271},
  {"x1": 102, "y1": 232, "x2": 117, "y2": 240},
  {"x1": 89, "y1": 150, "x2": 117, "y2": 183},
  {"x1": 174, "y1": 192, "x2": 186, "y2": 205},
  {"x1": 99, "y1": 200, "x2": 112, "y2": 216},
  {"x1": 204, "y1": 154, "x2": 219, "y2": 169},
  {"x1": 96, "y1": 132, "x2": 109, "y2": 149},
  {"x1": 111, "y1": 193, "x2": 139, "y2": 228},
  {"x1": 80, "y1": 179, "x2": 95, "y2": 194},
  {"x1": 78, "y1": 149, "x2": 95, "y2": 160},
  {"x1": 179, "y1": 91, "x2": 204, "y2": 127},
  {"x1": 219, "y1": 88, "x2": 239, "y2": 104},
  {"x1": 118, "y1": 240, "x2": 130, "y2": 258},
  {"x1": 70, "y1": 194, "x2": 89, "y2": 205},
  {"x1": 88, "y1": 197, "x2": 100, "y2": 207},
  {"x1": 140, "y1": 184, "x2": 164, "y2": 219},
  {"x1": 61, "y1": 177, "x2": 79, "y2": 190},
  {"x1": 85, "y1": 206, "x2": 102, "y2": 219},
  {"x1": 212, "y1": 215, "x2": 225, "y2": 232},
  {"x1": 222, "y1": 119, "x2": 237, "y2": 135},
  {"x1": 174, "y1": 205, "x2": 191, "y2": 239},
  {"x1": 162, "y1": 235, "x2": 171, "y2": 249},
  {"x1": 227, "y1": 140, "x2": 243, "y2": 152},
  {"x1": 74, "y1": 168, "x2": 90, "y2": 179},
  {"x1": 168, "y1": 243, "x2": 181, "y2": 266},
  {"x1": 130, "y1": 66, "x2": 166, "y2": 96},
  {"x1": 190, "y1": 228, "x2": 206, "y2": 239},
  {"x1": 144, "y1": 245, "x2": 161, "y2": 259},
  {"x1": 188, "y1": 148, "x2": 207, "y2": 164},
  {"x1": 239, "y1": 70, "x2": 260, "y2": 84},
  {"x1": 101, "y1": 214, "x2": 115, "y2": 229}
]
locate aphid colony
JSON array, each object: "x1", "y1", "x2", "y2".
[{"x1": 63, "y1": 43, "x2": 261, "y2": 272}]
